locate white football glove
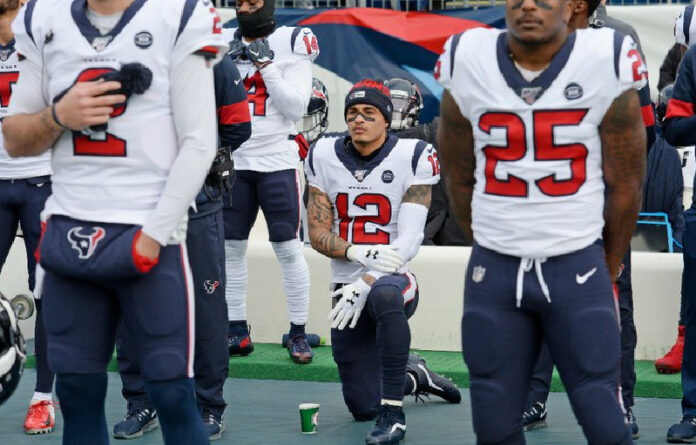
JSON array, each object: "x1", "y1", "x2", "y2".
[
  {"x1": 346, "y1": 245, "x2": 404, "y2": 274},
  {"x1": 328, "y1": 278, "x2": 372, "y2": 330}
]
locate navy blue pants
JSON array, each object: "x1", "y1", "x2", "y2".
[
  {"x1": 681, "y1": 209, "x2": 696, "y2": 416},
  {"x1": 462, "y1": 242, "x2": 632, "y2": 445},
  {"x1": 223, "y1": 169, "x2": 300, "y2": 242},
  {"x1": 331, "y1": 273, "x2": 418, "y2": 421},
  {"x1": 0, "y1": 176, "x2": 53, "y2": 393},
  {"x1": 117, "y1": 201, "x2": 229, "y2": 416},
  {"x1": 527, "y1": 250, "x2": 636, "y2": 409}
]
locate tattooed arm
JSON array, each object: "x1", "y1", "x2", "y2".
[
  {"x1": 601, "y1": 88, "x2": 646, "y2": 281},
  {"x1": 436, "y1": 91, "x2": 475, "y2": 241},
  {"x1": 307, "y1": 185, "x2": 351, "y2": 259},
  {"x1": 403, "y1": 184, "x2": 432, "y2": 208}
]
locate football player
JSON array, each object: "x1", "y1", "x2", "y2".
[
  {"x1": 222, "y1": 0, "x2": 318, "y2": 363},
  {"x1": 663, "y1": 9, "x2": 696, "y2": 441},
  {"x1": 0, "y1": 291, "x2": 26, "y2": 406},
  {"x1": 307, "y1": 79, "x2": 460, "y2": 445},
  {"x1": 436, "y1": 0, "x2": 646, "y2": 442},
  {"x1": 3, "y1": 1, "x2": 227, "y2": 444},
  {"x1": 521, "y1": 0, "x2": 649, "y2": 437},
  {"x1": 112, "y1": 53, "x2": 251, "y2": 441},
  {"x1": 300, "y1": 77, "x2": 329, "y2": 145},
  {"x1": 0, "y1": 0, "x2": 56, "y2": 435}
]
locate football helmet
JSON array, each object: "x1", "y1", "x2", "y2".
[
  {"x1": 386, "y1": 77, "x2": 423, "y2": 131},
  {"x1": 301, "y1": 78, "x2": 329, "y2": 145},
  {"x1": 657, "y1": 83, "x2": 674, "y2": 126},
  {"x1": 0, "y1": 291, "x2": 26, "y2": 405}
]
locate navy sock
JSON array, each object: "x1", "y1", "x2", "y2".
[
  {"x1": 145, "y1": 378, "x2": 208, "y2": 445},
  {"x1": 56, "y1": 373, "x2": 109, "y2": 445},
  {"x1": 376, "y1": 311, "x2": 411, "y2": 400},
  {"x1": 228, "y1": 320, "x2": 248, "y2": 336},
  {"x1": 289, "y1": 322, "x2": 306, "y2": 338}
]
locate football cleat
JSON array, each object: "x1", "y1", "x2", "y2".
[
  {"x1": 667, "y1": 415, "x2": 696, "y2": 443},
  {"x1": 406, "y1": 353, "x2": 461, "y2": 404},
  {"x1": 656, "y1": 325, "x2": 684, "y2": 374},
  {"x1": 113, "y1": 407, "x2": 159, "y2": 439},
  {"x1": 626, "y1": 407, "x2": 639, "y2": 439},
  {"x1": 365, "y1": 404, "x2": 406, "y2": 445},
  {"x1": 24, "y1": 400, "x2": 56, "y2": 435},
  {"x1": 287, "y1": 335, "x2": 314, "y2": 364},
  {"x1": 202, "y1": 410, "x2": 225, "y2": 441},
  {"x1": 228, "y1": 324, "x2": 254, "y2": 357},
  {"x1": 522, "y1": 401, "x2": 547, "y2": 431}
]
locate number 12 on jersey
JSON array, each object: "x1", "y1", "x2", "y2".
[
  {"x1": 335, "y1": 193, "x2": 392, "y2": 244},
  {"x1": 479, "y1": 109, "x2": 589, "y2": 197}
]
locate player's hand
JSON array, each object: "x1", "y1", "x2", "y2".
[
  {"x1": 54, "y1": 80, "x2": 126, "y2": 131},
  {"x1": 135, "y1": 231, "x2": 161, "y2": 262},
  {"x1": 346, "y1": 245, "x2": 404, "y2": 274},
  {"x1": 246, "y1": 38, "x2": 273, "y2": 68},
  {"x1": 329, "y1": 278, "x2": 371, "y2": 330},
  {"x1": 228, "y1": 39, "x2": 246, "y2": 59}
]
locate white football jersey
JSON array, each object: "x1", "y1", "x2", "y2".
[
  {"x1": 306, "y1": 134, "x2": 440, "y2": 284},
  {"x1": 223, "y1": 26, "x2": 318, "y2": 171},
  {"x1": 437, "y1": 27, "x2": 647, "y2": 258},
  {"x1": 12, "y1": 0, "x2": 226, "y2": 225},
  {"x1": 0, "y1": 41, "x2": 50, "y2": 179}
]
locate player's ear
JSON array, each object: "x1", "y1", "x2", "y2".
[
  {"x1": 562, "y1": 0, "x2": 573, "y2": 24},
  {"x1": 572, "y1": 0, "x2": 586, "y2": 15}
]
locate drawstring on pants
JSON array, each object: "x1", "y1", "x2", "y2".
[{"x1": 515, "y1": 257, "x2": 550, "y2": 308}]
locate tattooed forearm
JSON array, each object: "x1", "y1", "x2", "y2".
[
  {"x1": 307, "y1": 186, "x2": 352, "y2": 259},
  {"x1": 436, "y1": 91, "x2": 475, "y2": 241},
  {"x1": 402, "y1": 184, "x2": 432, "y2": 208},
  {"x1": 600, "y1": 88, "x2": 646, "y2": 280}
]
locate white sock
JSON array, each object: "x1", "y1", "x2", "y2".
[
  {"x1": 271, "y1": 239, "x2": 310, "y2": 324},
  {"x1": 31, "y1": 392, "x2": 52, "y2": 403},
  {"x1": 381, "y1": 399, "x2": 403, "y2": 407},
  {"x1": 225, "y1": 240, "x2": 249, "y2": 321}
]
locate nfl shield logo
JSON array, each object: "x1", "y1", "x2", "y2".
[
  {"x1": 472, "y1": 265, "x2": 486, "y2": 283},
  {"x1": 520, "y1": 87, "x2": 542, "y2": 105},
  {"x1": 0, "y1": 50, "x2": 11, "y2": 62},
  {"x1": 353, "y1": 170, "x2": 367, "y2": 182},
  {"x1": 91, "y1": 36, "x2": 113, "y2": 52}
]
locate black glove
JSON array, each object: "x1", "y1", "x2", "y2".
[
  {"x1": 245, "y1": 39, "x2": 273, "y2": 66},
  {"x1": 228, "y1": 39, "x2": 246, "y2": 59},
  {"x1": 205, "y1": 145, "x2": 235, "y2": 205}
]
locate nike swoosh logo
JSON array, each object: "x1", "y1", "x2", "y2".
[
  {"x1": 234, "y1": 79, "x2": 241, "y2": 85},
  {"x1": 248, "y1": 49, "x2": 259, "y2": 56},
  {"x1": 390, "y1": 423, "x2": 406, "y2": 434},
  {"x1": 427, "y1": 147, "x2": 434, "y2": 153},
  {"x1": 576, "y1": 267, "x2": 597, "y2": 284}
]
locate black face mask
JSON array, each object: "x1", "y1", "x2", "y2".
[{"x1": 237, "y1": 1, "x2": 276, "y2": 38}]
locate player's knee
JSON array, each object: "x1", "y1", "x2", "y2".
[
  {"x1": 343, "y1": 391, "x2": 378, "y2": 422},
  {"x1": 461, "y1": 310, "x2": 503, "y2": 375},
  {"x1": 568, "y1": 383, "x2": 630, "y2": 445},
  {"x1": 271, "y1": 239, "x2": 303, "y2": 264},
  {"x1": 368, "y1": 283, "x2": 403, "y2": 318},
  {"x1": 469, "y1": 381, "x2": 522, "y2": 444},
  {"x1": 141, "y1": 350, "x2": 188, "y2": 382},
  {"x1": 268, "y1": 223, "x2": 297, "y2": 243}
]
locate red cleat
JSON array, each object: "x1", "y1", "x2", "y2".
[
  {"x1": 24, "y1": 400, "x2": 56, "y2": 435},
  {"x1": 656, "y1": 325, "x2": 684, "y2": 374}
]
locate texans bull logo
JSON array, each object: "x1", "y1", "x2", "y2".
[
  {"x1": 204, "y1": 280, "x2": 220, "y2": 294},
  {"x1": 67, "y1": 227, "x2": 106, "y2": 259}
]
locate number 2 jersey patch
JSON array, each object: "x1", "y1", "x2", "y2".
[
  {"x1": 436, "y1": 26, "x2": 646, "y2": 258},
  {"x1": 306, "y1": 134, "x2": 439, "y2": 284}
]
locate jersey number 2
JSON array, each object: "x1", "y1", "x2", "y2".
[
  {"x1": 335, "y1": 193, "x2": 391, "y2": 244},
  {"x1": 0, "y1": 71, "x2": 18, "y2": 108},
  {"x1": 479, "y1": 109, "x2": 589, "y2": 197},
  {"x1": 72, "y1": 68, "x2": 127, "y2": 157}
]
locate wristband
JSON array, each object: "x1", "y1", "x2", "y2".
[{"x1": 51, "y1": 103, "x2": 68, "y2": 130}]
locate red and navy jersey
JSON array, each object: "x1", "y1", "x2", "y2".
[
  {"x1": 214, "y1": 54, "x2": 251, "y2": 150},
  {"x1": 664, "y1": 45, "x2": 696, "y2": 149}
]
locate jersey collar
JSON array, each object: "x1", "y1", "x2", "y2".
[
  {"x1": 334, "y1": 133, "x2": 398, "y2": 183},
  {"x1": 71, "y1": 0, "x2": 148, "y2": 52},
  {"x1": 496, "y1": 31, "x2": 576, "y2": 106}
]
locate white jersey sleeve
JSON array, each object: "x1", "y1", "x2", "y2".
[
  {"x1": 436, "y1": 30, "x2": 475, "y2": 120},
  {"x1": 409, "y1": 141, "x2": 440, "y2": 187},
  {"x1": 291, "y1": 27, "x2": 320, "y2": 62},
  {"x1": 435, "y1": 33, "x2": 456, "y2": 92},
  {"x1": 304, "y1": 142, "x2": 326, "y2": 192},
  {"x1": 614, "y1": 32, "x2": 648, "y2": 98},
  {"x1": 172, "y1": 0, "x2": 227, "y2": 66},
  {"x1": 12, "y1": 1, "x2": 42, "y2": 66}
]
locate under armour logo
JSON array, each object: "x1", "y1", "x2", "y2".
[
  {"x1": 67, "y1": 226, "x2": 106, "y2": 259},
  {"x1": 365, "y1": 250, "x2": 378, "y2": 260},
  {"x1": 350, "y1": 291, "x2": 360, "y2": 304}
]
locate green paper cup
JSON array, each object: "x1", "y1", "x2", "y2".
[{"x1": 299, "y1": 403, "x2": 320, "y2": 434}]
